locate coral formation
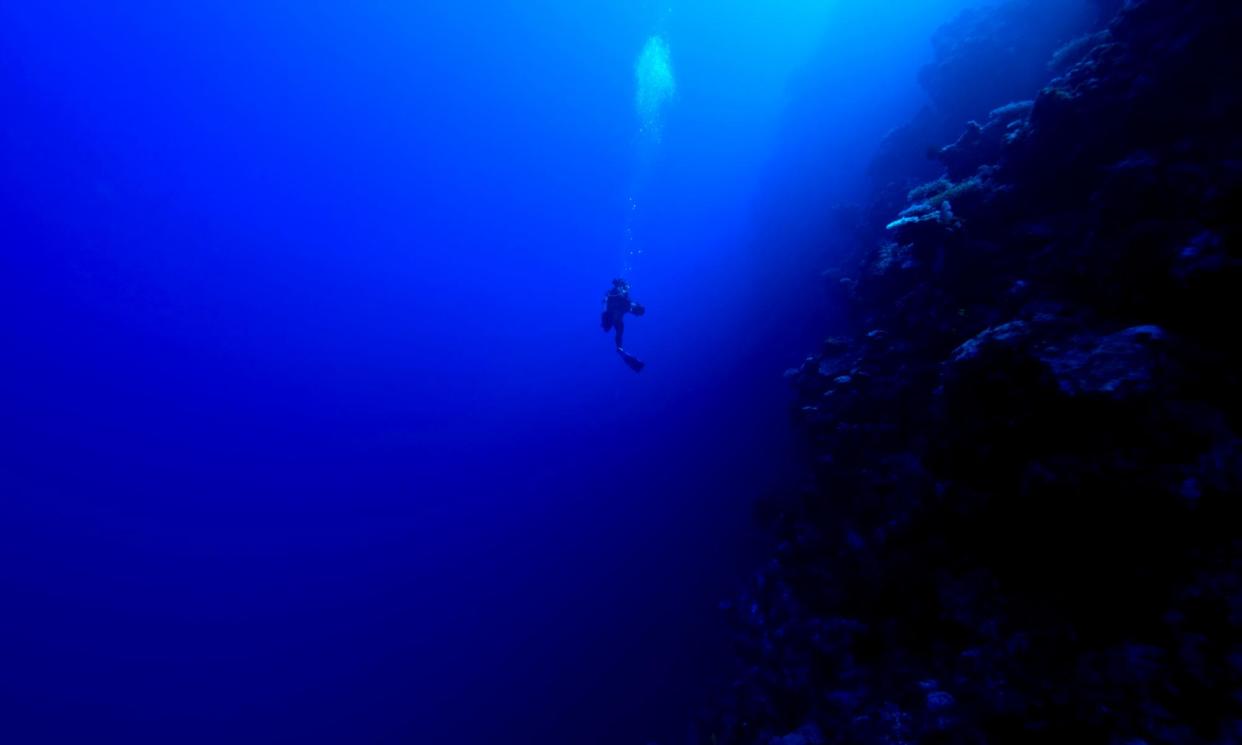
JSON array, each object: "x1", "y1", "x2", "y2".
[
  {"x1": 702, "y1": 1, "x2": 1242, "y2": 742},
  {"x1": 868, "y1": 0, "x2": 1104, "y2": 208}
]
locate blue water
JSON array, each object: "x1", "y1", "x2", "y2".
[{"x1": 2, "y1": 2, "x2": 976, "y2": 742}]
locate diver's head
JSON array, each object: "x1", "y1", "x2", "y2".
[{"x1": 612, "y1": 278, "x2": 628, "y2": 290}]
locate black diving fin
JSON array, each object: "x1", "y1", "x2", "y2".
[{"x1": 617, "y1": 348, "x2": 645, "y2": 373}]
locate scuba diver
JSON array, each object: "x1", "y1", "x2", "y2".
[{"x1": 601, "y1": 278, "x2": 646, "y2": 372}]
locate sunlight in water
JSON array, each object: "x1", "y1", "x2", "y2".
[{"x1": 635, "y1": 35, "x2": 676, "y2": 141}]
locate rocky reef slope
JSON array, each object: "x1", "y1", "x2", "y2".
[{"x1": 705, "y1": 1, "x2": 1242, "y2": 743}]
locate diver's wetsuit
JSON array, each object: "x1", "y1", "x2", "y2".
[
  {"x1": 601, "y1": 282, "x2": 645, "y2": 372},
  {"x1": 602, "y1": 288, "x2": 633, "y2": 348}
]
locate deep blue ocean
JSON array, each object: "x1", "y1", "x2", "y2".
[{"x1": 2, "y1": 2, "x2": 982, "y2": 743}]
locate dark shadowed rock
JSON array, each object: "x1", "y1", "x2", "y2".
[{"x1": 699, "y1": 1, "x2": 1242, "y2": 743}]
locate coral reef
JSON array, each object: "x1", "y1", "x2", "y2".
[
  {"x1": 703, "y1": 0, "x2": 1242, "y2": 743},
  {"x1": 868, "y1": 0, "x2": 1105, "y2": 215}
]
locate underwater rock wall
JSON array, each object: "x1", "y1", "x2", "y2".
[
  {"x1": 704, "y1": 0, "x2": 1242, "y2": 743},
  {"x1": 866, "y1": 0, "x2": 1105, "y2": 229}
]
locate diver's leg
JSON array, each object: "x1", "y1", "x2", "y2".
[{"x1": 614, "y1": 318, "x2": 624, "y2": 348}]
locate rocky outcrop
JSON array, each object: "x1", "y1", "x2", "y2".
[
  {"x1": 918, "y1": 0, "x2": 1096, "y2": 124},
  {"x1": 867, "y1": 0, "x2": 1104, "y2": 208},
  {"x1": 702, "y1": 1, "x2": 1242, "y2": 743}
]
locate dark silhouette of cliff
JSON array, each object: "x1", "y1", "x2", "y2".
[{"x1": 702, "y1": 1, "x2": 1242, "y2": 742}]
